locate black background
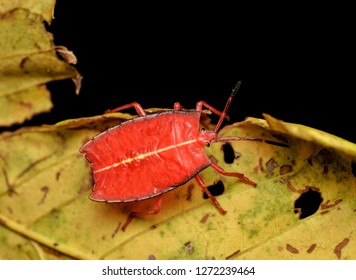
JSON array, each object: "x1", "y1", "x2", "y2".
[{"x1": 32, "y1": 2, "x2": 355, "y2": 143}]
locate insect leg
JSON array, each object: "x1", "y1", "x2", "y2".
[
  {"x1": 210, "y1": 161, "x2": 257, "y2": 186},
  {"x1": 105, "y1": 102, "x2": 146, "y2": 116},
  {"x1": 173, "y1": 102, "x2": 185, "y2": 110},
  {"x1": 194, "y1": 174, "x2": 227, "y2": 215},
  {"x1": 197, "y1": 81, "x2": 241, "y2": 132},
  {"x1": 175, "y1": 100, "x2": 230, "y2": 122},
  {"x1": 121, "y1": 195, "x2": 163, "y2": 231},
  {"x1": 195, "y1": 100, "x2": 230, "y2": 122}
]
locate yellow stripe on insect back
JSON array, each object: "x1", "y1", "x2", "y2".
[{"x1": 94, "y1": 139, "x2": 196, "y2": 173}]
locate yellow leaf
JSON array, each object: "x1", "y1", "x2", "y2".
[
  {"x1": 0, "y1": 113, "x2": 355, "y2": 259},
  {"x1": 0, "y1": 0, "x2": 56, "y2": 23},
  {"x1": 0, "y1": 8, "x2": 80, "y2": 126},
  {"x1": 0, "y1": 225, "x2": 72, "y2": 259},
  {"x1": 262, "y1": 113, "x2": 356, "y2": 159}
]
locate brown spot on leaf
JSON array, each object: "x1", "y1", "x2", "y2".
[
  {"x1": 38, "y1": 186, "x2": 49, "y2": 204},
  {"x1": 279, "y1": 164, "x2": 292, "y2": 175},
  {"x1": 56, "y1": 171, "x2": 61, "y2": 181},
  {"x1": 19, "y1": 101, "x2": 33, "y2": 110},
  {"x1": 50, "y1": 208, "x2": 59, "y2": 217},
  {"x1": 285, "y1": 180, "x2": 304, "y2": 194},
  {"x1": 226, "y1": 249, "x2": 241, "y2": 260},
  {"x1": 286, "y1": 244, "x2": 299, "y2": 254},
  {"x1": 259, "y1": 157, "x2": 264, "y2": 172},
  {"x1": 285, "y1": 181, "x2": 321, "y2": 196},
  {"x1": 266, "y1": 158, "x2": 279, "y2": 173},
  {"x1": 149, "y1": 224, "x2": 158, "y2": 230},
  {"x1": 334, "y1": 238, "x2": 349, "y2": 259},
  {"x1": 20, "y1": 56, "x2": 30, "y2": 68},
  {"x1": 186, "y1": 184, "x2": 194, "y2": 201},
  {"x1": 148, "y1": 255, "x2": 156, "y2": 260},
  {"x1": 308, "y1": 186, "x2": 321, "y2": 192},
  {"x1": 321, "y1": 199, "x2": 342, "y2": 210},
  {"x1": 184, "y1": 241, "x2": 194, "y2": 255},
  {"x1": 322, "y1": 165, "x2": 329, "y2": 175},
  {"x1": 200, "y1": 213, "x2": 210, "y2": 224},
  {"x1": 307, "y1": 244, "x2": 317, "y2": 253}
]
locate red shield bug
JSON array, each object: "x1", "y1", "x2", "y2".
[{"x1": 80, "y1": 82, "x2": 286, "y2": 231}]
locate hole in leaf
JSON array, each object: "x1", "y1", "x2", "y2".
[
  {"x1": 203, "y1": 181, "x2": 225, "y2": 199},
  {"x1": 352, "y1": 162, "x2": 356, "y2": 177},
  {"x1": 222, "y1": 143, "x2": 235, "y2": 164},
  {"x1": 294, "y1": 188, "x2": 323, "y2": 219}
]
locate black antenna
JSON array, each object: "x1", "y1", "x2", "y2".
[
  {"x1": 231, "y1": 81, "x2": 241, "y2": 97},
  {"x1": 214, "y1": 81, "x2": 241, "y2": 132}
]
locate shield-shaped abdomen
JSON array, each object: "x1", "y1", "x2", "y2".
[{"x1": 80, "y1": 111, "x2": 211, "y2": 202}]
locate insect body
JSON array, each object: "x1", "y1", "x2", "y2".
[{"x1": 80, "y1": 82, "x2": 264, "y2": 230}]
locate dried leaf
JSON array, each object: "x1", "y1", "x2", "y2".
[
  {"x1": 55, "y1": 46, "x2": 78, "y2": 65},
  {"x1": 0, "y1": 8, "x2": 81, "y2": 126},
  {"x1": 0, "y1": 0, "x2": 56, "y2": 23},
  {"x1": 262, "y1": 113, "x2": 356, "y2": 159}
]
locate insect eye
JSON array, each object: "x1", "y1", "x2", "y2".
[
  {"x1": 201, "y1": 127, "x2": 206, "y2": 132},
  {"x1": 205, "y1": 142, "x2": 210, "y2": 147}
]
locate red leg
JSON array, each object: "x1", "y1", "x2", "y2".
[
  {"x1": 195, "y1": 100, "x2": 230, "y2": 122},
  {"x1": 194, "y1": 174, "x2": 227, "y2": 214},
  {"x1": 105, "y1": 102, "x2": 146, "y2": 116},
  {"x1": 210, "y1": 161, "x2": 257, "y2": 186},
  {"x1": 196, "y1": 82, "x2": 241, "y2": 132},
  {"x1": 174, "y1": 100, "x2": 230, "y2": 122},
  {"x1": 121, "y1": 195, "x2": 163, "y2": 231}
]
